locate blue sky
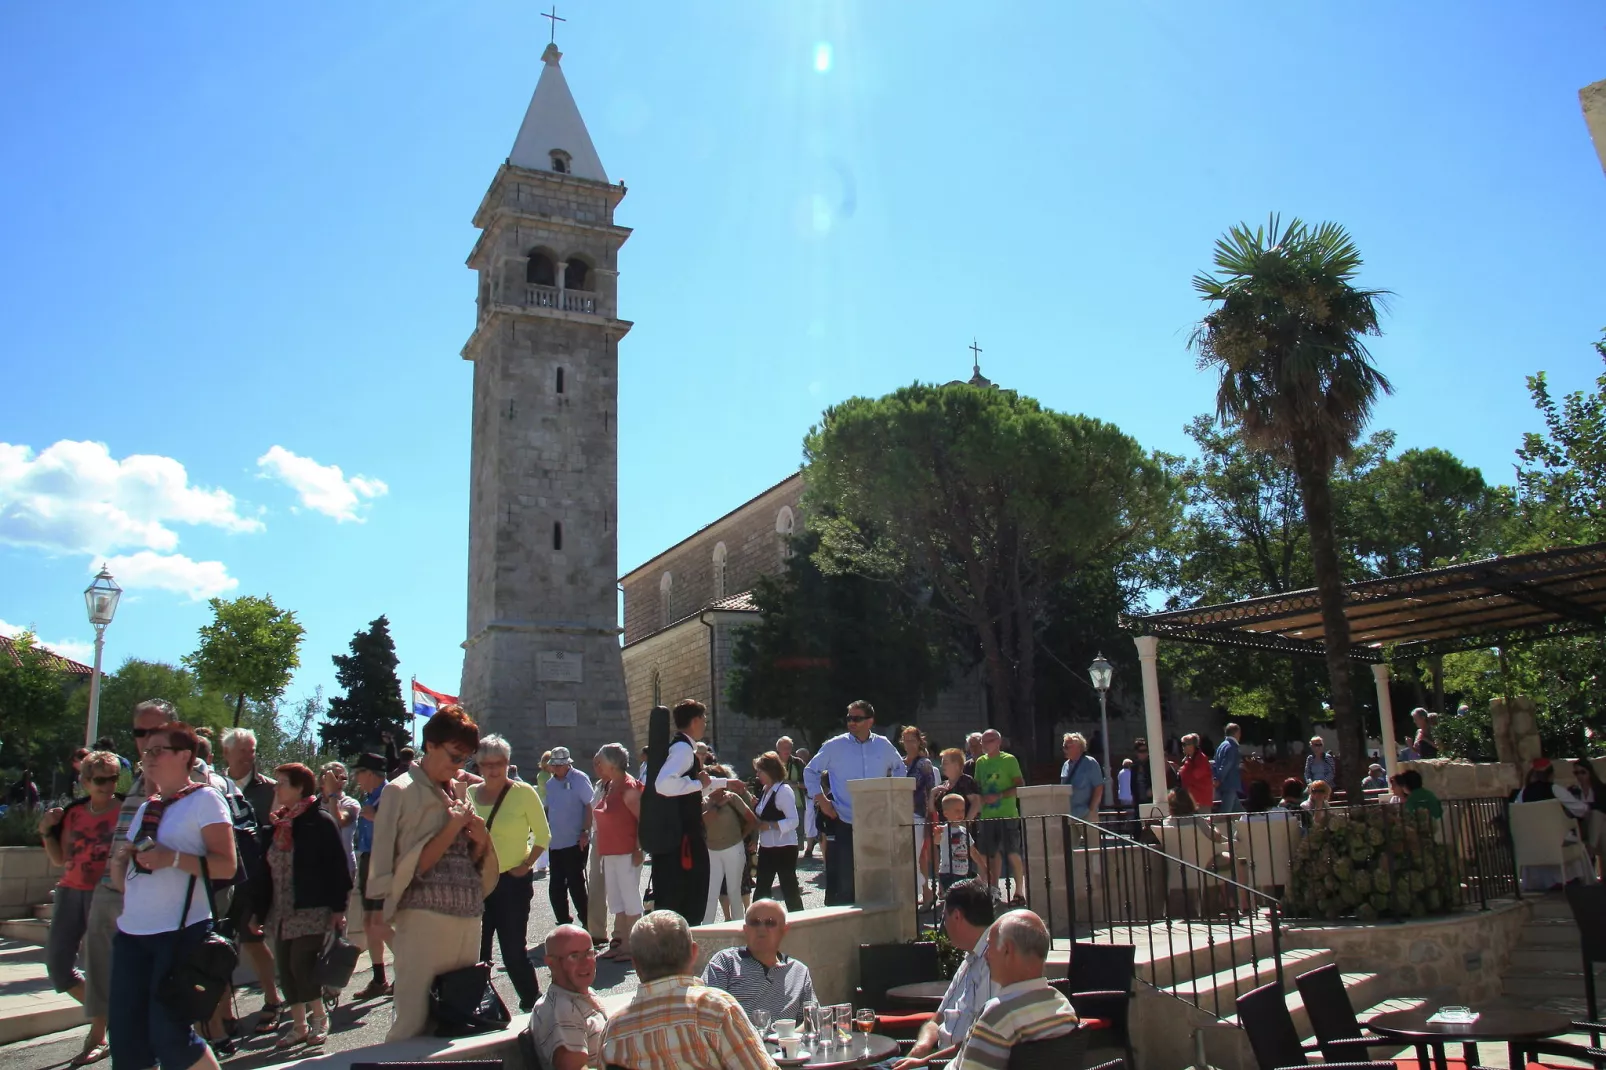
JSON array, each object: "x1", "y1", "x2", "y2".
[{"x1": 2, "y1": 2, "x2": 1602, "y2": 722}]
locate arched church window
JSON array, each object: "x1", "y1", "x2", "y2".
[
  {"x1": 564, "y1": 258, "x2": 590, "y2": 291},
  {"x1": 526, "y1": 250, "x2": 556, "y2": 287},
  {"x1": 776, "y1": 506, "x2": 795, "y2": 560},
  {"x1": 651, "y1": 669, "x2": 662, "y2": 707},
  {"x1": 556, "y1": 367, "x2": 565, "y2": 394},
  {"x1": 550, "y1": 150, "x2": 571, "y2": 174},
  {"x1": 660, "y1": 572, "x2": 673, "y2": 629},
  {"x1": 553, "y1": 522, "x2": 563, "y2": 551},
  {"x1": 712, "y1": 542, "x2": 728, "y2": 599}
]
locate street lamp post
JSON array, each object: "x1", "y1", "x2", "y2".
[
  {"x1": 83, "y1": 566, "x2": 122, "y2": 747},
  {"x1": 1089, "y1": 653, "x2": 1115, "y2": 806}
]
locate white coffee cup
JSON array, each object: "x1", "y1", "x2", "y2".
[
  {"x1": 773, "y1": 1019, "x2": 798, "y2": 1039},
  {"x1": 779, "y1": 1036, "x2": 804, "y2": 1058}
]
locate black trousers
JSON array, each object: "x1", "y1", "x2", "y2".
[
  {"x1": 481, "y1": 870, "x2": 540, "y2": 1007},
  {"x1": 548, "y1": 845, "x2": 589, "y2": 927},
  {"x1": 650, "y1": 835, "x2": 709, "y2": 928},
  {"x1": 754, "y1": 845, "x2": 804, "y2": 911},
  {"x1": 823, "y1": 819, "x2": 855, "y2": 905}
]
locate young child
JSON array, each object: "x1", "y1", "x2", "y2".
[{"x1": 933, "y1": 792, "x2": 975, "y2": 893}]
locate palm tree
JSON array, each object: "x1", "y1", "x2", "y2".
[{"x1": 1190, "y1": 216, "x2": 1392, "y2": 801}]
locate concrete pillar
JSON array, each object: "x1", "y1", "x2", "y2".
[
  {"x1": 1372, "y1": 663, "x2": 1399, "y2": 776},
  {"x1": 847, "y1": 777, "x2": 918, "y2": 942},
  {"x1": 1134, "y1": 635, "x2": 1170, "y2": 817},
  {"x1": 1018, "y1": 785, "x2": 1074, "y2": 938}
]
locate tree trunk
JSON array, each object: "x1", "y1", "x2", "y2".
[
  {"x1": 977, "y1": 616, "x2": 1015, "y2": 743},
  {"x1": 1014, "y1": 602, "x2": 1038, "y2": 766},
  {"x1": 1430, "y1": 654, "x2": 1445, "y2": 714},
  {"x1": 1294, "y1": 450, "x2": 1366, "y2": 801},
  {"x1": 233, "y1": 692, "x2": 245, "y2": 727}
]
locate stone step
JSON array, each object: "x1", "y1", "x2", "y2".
[
  {"x1": 1503, "y1": 968, "x2": 1591, "y2": 1000},
  {"x1": 1162, "y1": 947, "x2": 1335, "y2": 1018},
  {"x1": 0, "y1": 939, "x2": 87, "y2": 1045},
  {"x1": 1523, "y1": 918, "x2": 1584, "y2": 947},
  {"x1": 31, "y1": 901, "x2": 52, "y2": 922},
  {"x1": 1509, "y1": 945, "x2": 1589, "y2": 973},
  {"x1": 1526, "y1": 894, "x2": 1577, "y2": 921},
  {"x1": 0, "y1": 919, "x2": 48, "y2": 946}
]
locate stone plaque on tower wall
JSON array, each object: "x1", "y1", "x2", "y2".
[
  {"x1": 546, "y1": 701, "x2": 578, "y2": 727},
  {"x1": 537, "y1": 650, "x2": 583, "y2": 683}
]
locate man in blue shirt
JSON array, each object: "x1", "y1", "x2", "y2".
[
  {"x1": 352, "y1": 751, "x2": 392, "y2": 999},
  {"x1": 803, "y1": 700, "x2": 904, "y2": 905},
  {"x1": 1212, "y1": 724, "x2": 1243, "y2": 814},
  {"x1": 1058, "y1": 733, "x2": 1103, "y2": 822},
  {"x1": 544, "y1": 747, "x2": 595, "y2": 928}
]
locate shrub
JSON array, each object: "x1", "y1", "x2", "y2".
[{"x1": 1285, "y1": 805, "x2": 1455, "y2": 922}]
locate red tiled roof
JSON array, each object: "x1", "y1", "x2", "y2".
[
  {"x1": 706, "y1": 590, "x2": 759, "y2": 613},
  {"x1": 0, "y1": 633, "x2": 96, "y2": 676}
]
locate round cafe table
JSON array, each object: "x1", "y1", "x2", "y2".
[
  {"x1": 769, "y1": 1032, "x2": 900, "y2": 1070},
  {"x1": 1366, "y1": 1006, "x2": 1575, "y2": 1070},
  {"x1": 885, "y1": 980, "x2": 949, "y2": 1009}
]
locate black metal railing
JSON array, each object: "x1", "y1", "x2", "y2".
[{"x1": 910, "y1": 813, "x2": 1286, "y2": 1020}]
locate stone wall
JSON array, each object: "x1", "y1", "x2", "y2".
[
  {"x1": 1397, "y1": 758, "x2": 1520, "y2": 799},
  {"x1": 620, "y1": 475, "x2": 803, "y2": 644},
  {"x1": 1283, "y1": 898, "x2": 1531, "y2": 1004},
  {"x1": 0, "y1": 847, "x2": 62, "y2": 914}
]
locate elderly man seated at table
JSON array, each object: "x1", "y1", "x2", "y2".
[
  {"x1": 528, "y1": 924, "x2": 609, "y2": 1070},
  {"x1": 703, "y1": 899, "x2": 817, "y2": 1025},
  {"x1": 603, "y1": 910, "x2": 777, "y2": 1070},
  {"x1": 952, "y1": 910, "x2": 1078, "y2": 1070},
  {"x1": 892, "y1": 879, "x2": 998, "y2": 1070}
]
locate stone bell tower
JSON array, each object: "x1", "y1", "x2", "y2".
[{"x1": 459, "y1": 40, "x2": 635, "y2": 759}]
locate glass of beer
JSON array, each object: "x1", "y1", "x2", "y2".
[{"x1": 854, "y1": 1008, "x2": 877, "y2": 1054}]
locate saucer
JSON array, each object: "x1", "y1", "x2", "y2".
[{"x1": 772, "y1": 1047, "x2": 811, "y2": 1065}]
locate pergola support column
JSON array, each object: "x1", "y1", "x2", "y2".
[
  {"x1": 1372, "y1": 662, "x2": 1399, "y2": 776},
  {"x1": 1134, "y1": 635, "x2": 1170, "y2": 817}
]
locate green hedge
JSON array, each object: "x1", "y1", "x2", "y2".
[{"x1": 1285, "y1": 805, "x2": 1456, "y2": 922}]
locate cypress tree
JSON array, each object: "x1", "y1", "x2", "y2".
[{"x1": 320, "y1": 616, "x2": 408, "y2": 757}]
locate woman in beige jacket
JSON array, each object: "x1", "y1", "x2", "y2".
[{"x1": 366, "y1": 706, "x2": 499, "y2": 1040}]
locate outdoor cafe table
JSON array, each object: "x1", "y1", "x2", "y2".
[
  {"x1": 885, "y1": 980, "x2": 949, "y2": 1009},
  {"x1": 1366, "y1": 1006, "x2": 1575, "y2": 1070},
  {"x1": 768, "y1": 1032, "x2": 900, "y2": 1070}
]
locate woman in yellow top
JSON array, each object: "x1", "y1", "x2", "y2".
[{"x1": 472, "y1": 734, "x2": 551, "y2": 1012}]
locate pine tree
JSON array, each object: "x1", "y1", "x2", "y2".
[{"x1": 319, "y1": 616, "x2": 408, "y2": 758}]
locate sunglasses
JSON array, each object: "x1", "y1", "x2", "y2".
[
  {"x1": 133, "y1": 727, "x2": 152, "y2": 738},
  {"x1": 744, "y1": 916, "x2": 782, "y2": 929},
  {"x1": 88, "y1": 775, "x2": 118, "y2": 787},
  {"x1": 141, "y1": 745, "x2": 179, "y2": 759},
  {"x1": 846, "y1": 715, "x2": 871, "y2": 723}
]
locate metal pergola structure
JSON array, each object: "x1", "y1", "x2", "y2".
[{"x1": 1118, "y1": 542, "x2": 1606, "y2": 803}]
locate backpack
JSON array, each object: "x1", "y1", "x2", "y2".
[{"x1": 215, "y1": 784, "x2": 265, "y2": 894}]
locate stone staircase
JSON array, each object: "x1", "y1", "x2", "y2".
[
  {"x1": 1501, "y1": 892, "x2": 1595, "y2": 1018},
  {"x1": 0, "y1": 892, "x2": 55, "y2": 945}
]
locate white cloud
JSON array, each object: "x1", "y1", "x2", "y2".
[
  {"x1": 0, "y1": 440, "x2": 262, "y2": 556},
  {"x1": 256, "y1": 446, "x2": 387, "y2": 523},
  {"x1": 0, "y1": 618, "x2": 96, "y2": 664},
  {"x1": 101, "y1": 551, "x2": 238, "y2": 601}
]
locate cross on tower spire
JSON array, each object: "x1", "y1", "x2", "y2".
[
  {"x1": 969, "y1": 337, "x2": 983, "y2": 376},
  {"x1": 542, "y1": 4, "x2": 566, "y2": 43}
]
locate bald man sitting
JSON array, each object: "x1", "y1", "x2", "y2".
[
  {"x1": 528, "y1": 924, "x2": 609, "y2": 1070},
  {"x1": 702, "y1": 899, "x2": 817, "y2": 1025},
  {"x1": 952, "y1": 911, "x2": 1079, "y2": 1070}
]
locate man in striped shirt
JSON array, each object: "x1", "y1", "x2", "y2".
[
  {"x1": 603, "y1": 910, "x2": 777, "y2": 1070},
  {"x1": 953, "y1": 911, "x2": 1079, "y2": 1070},
  {"x1": 703, "y1": 899, "x2": 817, "y2": 1024}
]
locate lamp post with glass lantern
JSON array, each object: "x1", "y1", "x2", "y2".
[
  {"x1": 83, "y1": 566, "x2": 122, "y2": 746},
  {"x1": 1089, "y1": 653, "x2": 1115, "y2": 806}
]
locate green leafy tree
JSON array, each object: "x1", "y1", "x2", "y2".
[
  {"x1": 184, "y1": 595, "x2": 305, "y2": 726},
  {"x1": 0, "y1": 631, "x2": 72, "y2": 776},
  {"x1": 805, "y1": 383, "x2": 1176, "y2": 758},
  {"x1": 1513, "y1": 329, "x2": 1606, "y2": 548},
  {"x1": 67, "y1": 657, "x2": 233, "y2": 760},
  {"x1": 319, "y1": 616, "x2": 408, "y2": 757},
  {"x1": 728, "y1": 529, "x2": 960, "y2": 750},
  {"x1": 1343, "y1": 442, "x2": 1506, "y2": 577},
  {"x1": 1191, "y1": 216, "x2": 1392, "y2": 800}
]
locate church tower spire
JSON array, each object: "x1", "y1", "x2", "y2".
[{"x1": 459, "y1": 34, "x2": 635, "y2": 758}]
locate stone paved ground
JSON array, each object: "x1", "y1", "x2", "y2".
[{"x1": 7, "y1": 856, "x2": 830, "y2": 1070}]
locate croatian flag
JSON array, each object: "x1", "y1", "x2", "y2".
[{"x1": 413, "y1": 681, "x2": 459, "y2": 720}]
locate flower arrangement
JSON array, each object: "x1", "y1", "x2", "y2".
[{"x1": 1285, "y1": 805, "x2": 1457, "y2": 922}]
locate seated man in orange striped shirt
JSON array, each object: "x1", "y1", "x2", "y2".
[
  {"x1": 602, "y1": 910, "x2": 777, "y2": 1070},
  {"x1": 952, "y1": 911, "x2": 1079, "y2": 1070}
]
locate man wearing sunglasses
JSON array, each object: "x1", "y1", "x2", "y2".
[
  {"x1": 803, "y1": 700, "x2": 904, "y2": 905},
  {"x1": 702, "y1": 898, "x2": 816, "y2": 1026}
]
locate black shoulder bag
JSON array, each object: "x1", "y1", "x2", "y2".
[
  {"x1": 428, "y1": 782, "x2": 513, "y2": 1036},
  {"x1": 157, "y1": 856, "x2": 239, "y2": 1023}
]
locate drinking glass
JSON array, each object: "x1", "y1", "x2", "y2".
[
  {"x1": 801, "y1": 1002, "x2": 820, "y2": 1043},
  {"x1": 854, "y1": 1008, "x2": 877, "y2": 1054},
  {"x1": 751, "y1": 1008, "x2": 771, "y2": 1036},
  {"x1": 833, "y1": 1003, "x2": 853, "y2": 1047}
]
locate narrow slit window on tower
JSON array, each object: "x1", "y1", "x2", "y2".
[
  {"x1": 776, "y1": 506, "x2": 796, "y2": 559},
  {"x1": 659, "y1": 572, "x2": 673, "y2": 629},
  {"x1": 553, "y1": 521, "x2": 563, "y2": 551},
  {"x1": 556, "y1": 367, "x2": 565, "y2": 394},
  {"x1": 712, "y1": 542, "x2": 728, "y2": 599}
]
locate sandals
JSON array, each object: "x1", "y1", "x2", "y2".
[
  {"x1": 307, "y1": 1014, "x2": 329, "y2": 1047},
  {"x1": 69, "y1": 1041, "x2": 109, "y2": 1067},
  {"x1": 599, "y1": 938, "x2": 624, "y2": 960},
  {"x1": 254, "y1": 1003, "x2": 287, "y2": 1034},
  {"x1": 272, "y1": 1029, "x2": 307, "y2": 1052}
]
